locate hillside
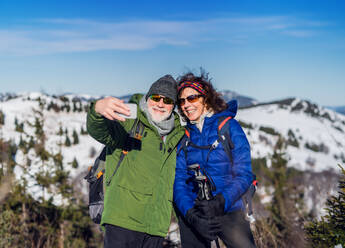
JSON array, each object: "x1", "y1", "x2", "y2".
[
  {"x1": 0, "y1": 92, "x2": 102, "y2": 204},
  {"x1": 238, "y1": 98, "x2": 345, "y2": 171},
  {"x1": 237, "y1": 98, "x2": 345, "y2": 217},
  {"x1": 0, "y1": 92, "x2": 344, "y2": 220}
]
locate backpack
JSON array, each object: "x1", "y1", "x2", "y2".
[
  {"x1": 178, "y1": 116, "x2": 258, "y2": 222},
  {"x1": 84, "y1": 119, "x2": 145, "y2": 224}
]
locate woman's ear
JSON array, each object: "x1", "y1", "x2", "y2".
[{"x1": 202, "y1": 97, "x2": 209, "y2": 109}]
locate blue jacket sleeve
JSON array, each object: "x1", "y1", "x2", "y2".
[
  {"x1": 173, "y1": 141, "x2": 195, "y2": 216},
  {"x1": 223, "y1": 119, "x2": 253, "y2": 211}
]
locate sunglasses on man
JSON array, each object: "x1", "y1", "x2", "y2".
[
  {"x1": 178, "y1": 94, "x2": 203, "y2": 106},
  {"x1": 149, "y1": 94, "x2": 175, "y2": 105}
]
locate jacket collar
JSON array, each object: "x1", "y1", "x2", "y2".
[{"x1": 187, "y1": 100, "x2": 238, "y2": 131}]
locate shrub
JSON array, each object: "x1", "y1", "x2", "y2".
[
  {"x1": 0, "y1": 110, "x2": 5, "y2": 125},
  {"x1": 259, "y1": 126, "x2": 279, "y2": 136},
  {"x1": 238, "y1": 120, "x2": 253, "y2": 129},
  {"x1": 305, "y1": 165, "x2": 345, "y2": 247},
  {"x1": 287, "y1": 129, "x2": 299, "y2": 148}
]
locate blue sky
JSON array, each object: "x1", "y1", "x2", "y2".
[{"x1": 1, "y1": 0, "x2": 345, "y2": 106}]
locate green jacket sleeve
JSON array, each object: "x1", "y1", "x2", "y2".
[{"x1": 86, "y1": 101, "x2": 129, "y2": 149}]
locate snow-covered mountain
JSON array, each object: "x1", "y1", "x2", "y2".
[
  {"x1": 236, "y1": 98, "x2": 345, "y2": 217},
  {"x1": 0, "y1": 92, "x2": 344, "y2": 216},
  {"x1": 220, "y1": 90, "x2": 258, "y2": 107},
  {"x1": 326, "y1": 105, "x2": 345, "y2": 116},
  {"x1": 237, "y1": 98, "x2": 345, "y2": 172},
  {"x1": 0, "y1": 92, "x2": 103, "y2": 204}
]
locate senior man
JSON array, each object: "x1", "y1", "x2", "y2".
[{"x1": 87, "y1": 75, "x2": 184, "y2": 248}]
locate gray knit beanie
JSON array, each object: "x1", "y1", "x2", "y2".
[{"x1": 145, "y1": 75, "x2": 177, "y2": 104}]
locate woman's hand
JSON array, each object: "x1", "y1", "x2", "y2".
[
  {"x1": 185, "y1": 207, "x2": 221, "y2": 241},
  {"x1": 195, "y1": 194, "x2": 225, "y2": 217}
]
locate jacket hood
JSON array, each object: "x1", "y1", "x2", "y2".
[
  {"x1": 128, "y1": 93, "x2": 143, "y2": 105},
  {"x1": 221, "y1": 100, "x2": 238, "y2": 118},
  {"x1": 205, "y1": 99, "x2": 238, "y2": 123},
  {"x1": 205, "y1": 99, "x2": 238, "y2": 120}
]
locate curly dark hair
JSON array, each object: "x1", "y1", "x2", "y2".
[{"x1": 176, "y1": 70, "x2": 228, "y2": 115}]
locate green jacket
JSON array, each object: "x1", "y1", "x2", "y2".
[{"x1": 86, "y1": 94, "x2": 184, "y2": 237}]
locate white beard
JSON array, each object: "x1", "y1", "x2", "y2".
[{"x1": 148, "y1": 106, "x2": 171, "y2": 123}]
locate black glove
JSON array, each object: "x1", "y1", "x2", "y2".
[
  {"x1": 195, "y1": 194, "x2": 225, "y2": 217},
  {"x1": 185, "y1": 207, "x2": 221, "y2": 241}
]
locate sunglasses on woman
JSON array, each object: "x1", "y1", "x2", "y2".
[
  {"x1": 149, "y1": 94, "x2": 174, "y2": 105},
  {"x1": 178, "y1": 94, "x2": 203, "y2": 106}
]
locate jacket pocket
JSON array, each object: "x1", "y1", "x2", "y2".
[
  {"x1": 117, "y1": 180, "x2": 153, "y2": 195},
  {"x1": 116, "y1": 164, "x2": 153, "y2": 195}
]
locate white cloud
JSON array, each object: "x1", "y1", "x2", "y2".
[
  {"x1": 0, "y1": 16, "x2": 326, "y2": 56},
  {"x1": 281, "y1": 30, "x2": 316, "y2": 37}
]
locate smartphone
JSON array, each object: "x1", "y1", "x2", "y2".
[{"x1": 116, "y1": 103, "x2": 137, "y2": 119}]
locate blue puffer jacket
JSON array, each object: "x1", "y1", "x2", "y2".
[{"x1": 173, "y1": 100, "x2": 253, "y2": 216}]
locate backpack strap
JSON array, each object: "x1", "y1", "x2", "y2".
[
  {"x1": 134, "y1": 120, "x2": 145, "y2": 139},
  {"x1": 84, "y1": 146, "x2": 107, "y2": 183},
  {"x1": 99, "y1": 146, "x2": 107, "y2": 161},
  {"x1": 106, "y1": 119, "x2": 144, "y2": 186},
  {"x1": 217, "y1": 116, "x2": 234, "y2": 165},
  {"x1": 177, "y1": 127, "x2": 191, "y2": 161},
  {"x1": 179, "y1": 116, "x2": 235, "y2": 163},
  {"x1": 242, "y1": 175, "x2": 258, "y2": 223}
]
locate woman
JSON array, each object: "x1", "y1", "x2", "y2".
[{"x1": 173, "y1": 71, "x2": 256, "y2": 248}]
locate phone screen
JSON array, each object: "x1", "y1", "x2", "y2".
[{"x1": 117, "y1": 103, "x2": 137, "y2": 119}]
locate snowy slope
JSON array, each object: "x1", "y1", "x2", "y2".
[
  {"x1": 235, "y1": 98, "x2": 345, "y2": 217},
  {"x1": 0, "y1": 92, "x2": 103, "y2": 204},
  {"x1": 1, "y1": 93, "x2": 344, "y2": 214},
  {"x1": 237, "y1": 98, "x2": 345, "y2": 172}
]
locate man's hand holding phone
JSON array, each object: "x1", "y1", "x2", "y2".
[{"x1": 95, "y1": 96, "x2": 137, "y2": 122}]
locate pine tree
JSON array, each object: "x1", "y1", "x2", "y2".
[
  {"x1": 28, "y1": 136, "x2": 35, "y2": 150},
  {"x1": 78, "y1": 101, "x2": 83, "y2": 112},
  {"x1": 80, "y1": 126, "x2": 88, "y2": 135},
  {"x1": 268, "y1": 151, "x2": 306, "y2": 247},
  {"x1": 72, "y1": 129, "x2": 79, "y2": 145},
  {"x1": 305, "y1": 165, "x2": 345, "y2": 247},
  {"x1": 65, "y1": 104, "x2": 71, "y2": 113},
  {"x1": 71, "y1": 157, "x2": 79, "y2": 169},
  {"x1": 72, "y1": 99, "x2": 82, "y2": 112},
  {"x1": 0, "y1": 109, "x2": 5, "y2": 125},
  {"x1": 65, "y1": 135, "x2": 71, "y2": 147},
  {"x1": 14, "y1": 118, "x2": 24, "y2": 132},
  {"x1": 0, "y1": 104, "x2": 102, "y2": 247},
  {"x1": 73, "y1": 101, "x2": 78, "y2": 112},
  {"x1": 18, "y1": 135, "x2": 29, "y2": 154},
  {"x1": 57, "y1": 125, "x2": 64, "y2": 136},
  {"x1": 30, "y1": 107, "x2": 52, "y2": 200},
  {"x1": 0, "y1": 138, "x2": 16, "y2": 204},
  {"x1": 33, "y1": 113, "x2": 44, "y2": 139},
  {"x1": 253, "y1": 137, "x2": 307, "y2": 248}
]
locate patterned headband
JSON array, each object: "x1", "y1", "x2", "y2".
[{"x1": 177, "y1": 81, "x2": 206, "y2": 95}]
